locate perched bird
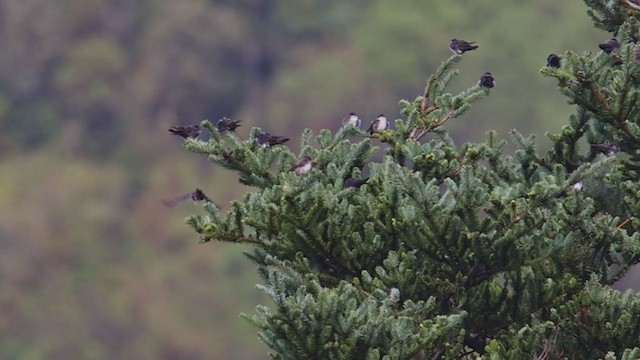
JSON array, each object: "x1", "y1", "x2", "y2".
[
  {"x1": 216, "y1": 117, "x2": 242, "y2": 133},
  {"x1": 546, "y1": 54, "x2": 561, "y2": 68},
  {"x1": 290, "y1": 156, "x2": 313, "y2": 174},
  {"x1": 591, "y1": 143, "x2": 621, "y2": 156},
  {"x1": 449, "y1": 39, "x2": 478, "y2": 55},
  {"x1": 367, "y1": 114, "x2": 389, "y2": 134},
  {"x1": 255, "y1": 132, "x2": 290, "y2": 148},
  {"x1": 342, "y1": 112, "x2": 361, "y2": 127},
  {"x1": 599, "y1": 38, "x2": 620, "y2": 54},
  {"x1": 169, "y1": 125, "x2": 200, "y2": 139},
  {"x1": 162, "y1": 188, "x2": 214, "y2": 208},
  {"x1": 343, "y1": 177, "x2": 368, "y2": 190},
  {"x1": 478, "y1": 72, "x2": 496, "y2": 89}
]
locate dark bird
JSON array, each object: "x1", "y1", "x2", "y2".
[
  {"x1": 162, "y1": 188, "x2": 214, "y2": 208},
  {"x1": 343, "y1": 177, "x2": 368, "y2": 190},
  {"x1": 216, "y1": 117, "x2": 242, "y2": 133},
  {"x1": 342, "y1": 112, "x2": 361, "y2": 127},
  {"x1": 368, "y1": 114, "x2": 389, "y2": 134},
  {"x1": 599, "y1": 38, "x2": 620, "y2": 54},
  {"x1": 449, "y1": 39, "x2": 478, "y2": 55},
  {"x1": 546, "y1": 54, "x2": 561, "y2": 68},
  {"x1": 591, "y1": 143, "x2": 621, "y2": 156},
  {"x1": 255, "y1": 132, "x2": 290, "y2": 148},
  {"x1": 290, "y1": 156, "x2": 313, "y2": 174},
  {"x1": 169, "y1": 125, "x2": 200, "y2": 139},
  {"x1": 478, "y1": 72, "x2": 496, "y2": 89}
]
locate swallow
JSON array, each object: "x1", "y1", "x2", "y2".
[
  {"x1": 342, "y1": 112, "x2": 361, "y2": 127},
  {"x1": 590, "y1": 143, "x2": 621, "y2": 156},
  {"x1": 343, "y1": 177, "x2": 368, "y2": 190},
  {"x1": 449, "y1": 39, "x2": 478, "y2": 55},
  {"x1": 169, "y1": 125, "x2": 200, "y2": 139},
  {"x1": 290, "y1": 156, "x2": 313, "y2": 174},
  {"x1": 478, "y1": 72, "x2": 495, "y2": 89},
  {"x1": 546, "y1": 54, "x2": 561, "y2": 68},
  {"x1": 367, "y1": 114, "x2": 388, "y2": 134},
  {"x1": 255, "y1": 132, "x2": 290, "y2": 148},
  {"x1": 162, "y1": 188, "x2": 214, "y2": 208},
  {"x1": 216, "y1": 117, "x2": 242, "y2": 133},
  {"x1": 599, "y1": 38, "x2": 620, "y2": 54}
]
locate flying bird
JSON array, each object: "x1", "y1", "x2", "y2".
[
  {"x1": 162, "y1": 188, "x2": 214, "y2": 208},
  {"x1": 216, "y1": 117, "x2": 242, "y2": 133},
  {"x1": 546, "y1": 54, "x2": 561, "y2": 68},
  {"x1": 255, "y1": 132, "x2": 290, "y2": 148},
  {"x1": 342, "y1": 112, "x2": 361, "y2": 127},
  {"x1": 590, "y1": 143, "x2": 621, "y2": 156},
  {"x1": 599, "y1": 38, "x2": 620, "y2": 54},
  {"x1": 449, "y1": 39, "x2": 478, "y2": 55},
  {"x1": 290, "y1": 156, "x2": 313, "y2": 174},
  {"x1": 367, "y1": 114, "x2": 388, "y2": 134},
  {"x1": 169, "y1": 125, "x2": 200, "y2": 139},
  {"x1": 478, "y1": 72, "x2": 495, "y2": 89},
  {"x1": 343, "y1": 177, "x2": 368, "y2": 190}
]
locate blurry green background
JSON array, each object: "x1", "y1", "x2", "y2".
[{"x1": 0, "y1": 1, "x2": 632, "y2": 359}]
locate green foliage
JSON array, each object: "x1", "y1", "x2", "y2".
[{"x1": 180, "y1": 4, "x2": 640, "y2": 359}]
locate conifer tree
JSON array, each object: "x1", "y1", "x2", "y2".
[{"x1": 177, "y1": 2, "x2": 640, "y2": 358}]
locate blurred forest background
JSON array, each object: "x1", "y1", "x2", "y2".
[{"x1": 0, "y1": 0, "x2": 634, "y2": 359}]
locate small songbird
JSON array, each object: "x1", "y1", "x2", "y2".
[
  {"x1": 216, "y1": 117, "x2": 242, "y2": 133},
  {"x1": 591, "y1": 143, "x2": 621, "y2": 156},
  {"x1": 343, "y1": 177, "x2": 368, "y2": 190},
  {"x1": 342, "y1": 112, "x2": 361, "y2": 127},
  {"x1": 546, "y1": 54, "x2": 561, "y2": 68},
  {"x1": 169, "y1": 125, "x2": 200, "y2": 139},
  {"x1": 162, "y1": 188, "x2": 214, "y2": 208},
  {"x1": 478, "y1": 72, "x2": 495, "y2": 89},
  {"x1": 255, "y1": 132, "x2": 290, "y2": 148},
  {"x1": 599, "y1": 38, "x2": 620, "y2": 54},
  {"x1": 367, "y1": 114, "x2": 388, "y2": 134},
  {"x1": 290, "y1": 156, "x2": 313, "y2": 174},
  {"x1": 449, "y1": 39, "x2": 478, "y2": 55}
]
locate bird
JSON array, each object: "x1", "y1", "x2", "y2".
[
  {"x1": 367, "y1": 114, "x2": 388, "y2": 134},
  {"x1": 449, "y1": 39, "x2": 478, "y2": 55},
  {"x1": 590, "y1": 143, "x2": 621, "y2": 156},
  {"x1": 162, "y1": 188, "x2": 214, "y2": 208},
  {"x1": 290, "y1": 156, "x2": 313, "y2": 174},
  {"x1": 343, "y1": 177, "x2": 368, "y2": 190},
  {"x1": 169, "y1": 125, "x2": 200, "y2": 139},
  {"x1": 342, "y1": 112, "x2": 361, "y2": 127},
  {"x1": 478, "y1": 72, "x2": 495, "y2": 89},
  {"x1": 599, "y1": 38, "x2": 620, "y2": 54},
  {"x1": 255, "y1": 132, "x2": 290, "y2": 148},
  {"x1": 546, "y1": 54, "x2": 561, "y2": 68},
  {"x1": 216, "y1": 117, "x2": 242, "y2": 133}
]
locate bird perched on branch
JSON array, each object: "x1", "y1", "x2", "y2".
[
  {"x1": 599, "y1": 38, "x2": 620, "y2": 54},
  {"x1": 169, "y1": 125, "x2": 200, "y2": 139},
  {"x1": 342, "y1": 112, "x2": 361, "y2": 127},
  {"x1": 478, "y1": 72, "x2": 496, "y2": 89},
  {"x1": 590, "y1": 143, "x2": 621, "y2": 156},
  {"x1": 546, "y1": 54, "x2": 561, "y2": 68},
  {"x1": 343, "y1": 177, "x2": 368, "y2": 190},
  {"x1": 449, "y1": 39, "x2": 478, "y2": 55},
  {"x1": 216, "y1": 117, "x2": 242, "y2": 133},
  {"x1": 290, "y1": 156, "x2": 313, "y2": 174},
  {"x1": 368, "y1": 114, "x2": 388, "y2": 134},
  {"x1": 255, "y1": 132, "x2": 290, "y2": 148}
]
